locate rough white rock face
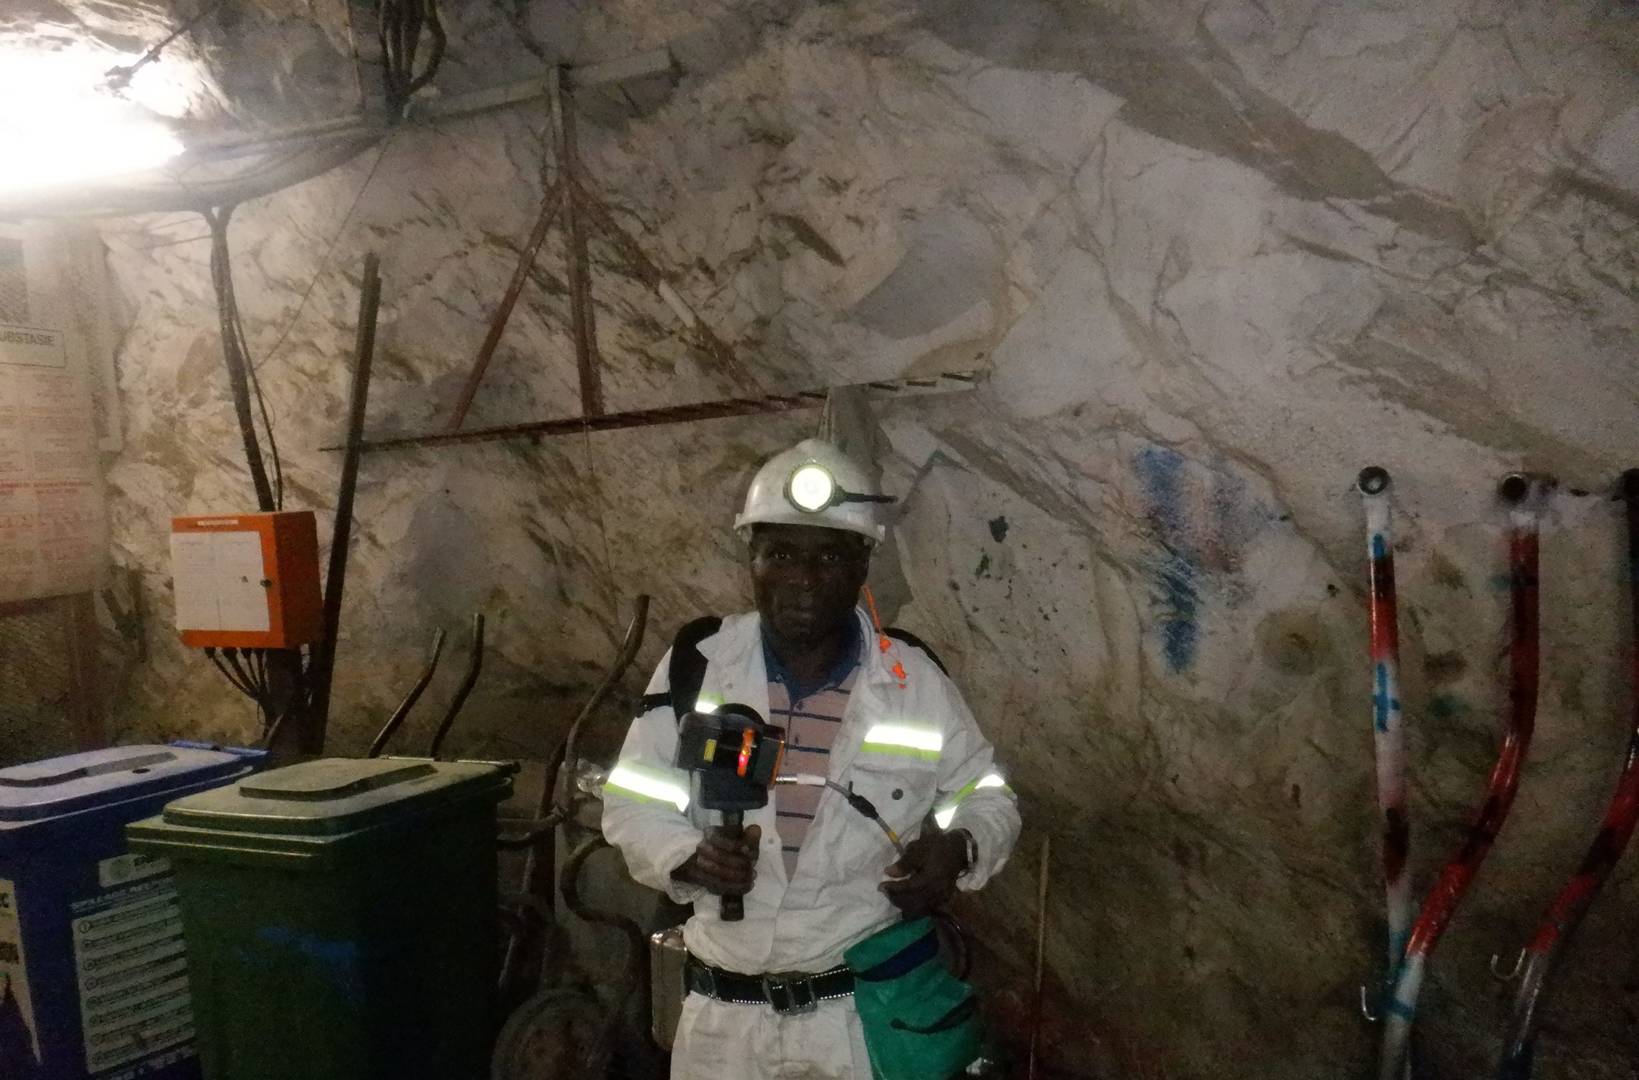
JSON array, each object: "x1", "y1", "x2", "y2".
[{"x1": 34, "y1": 0, "x2": 1639, "y2": 1075}]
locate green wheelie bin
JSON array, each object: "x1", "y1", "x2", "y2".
[{"x1": 126, "y1": 757, "x2": 515, "y2": 1080}]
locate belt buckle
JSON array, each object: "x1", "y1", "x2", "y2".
[
  {"x1": 763, "y1": 973, "x2": 818, "y2": 1015},
  {"x1": 692, "y1": 962, "x2": 718, "y2": 1000}
]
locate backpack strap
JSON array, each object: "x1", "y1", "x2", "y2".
[
  {"x1": 638, "y1": 615, "x2": 723, "y2": 717},
  {"x1": 883, "y1": 627, "x2": 949, "y2": 676}
]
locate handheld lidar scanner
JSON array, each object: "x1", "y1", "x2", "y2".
[{"x1": 675, "y1": 704, "x2": 786, "y2": 921}]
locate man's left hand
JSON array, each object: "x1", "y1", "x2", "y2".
[{"x1": 881, "y1": 829, "x2": 970, "y2": 916}]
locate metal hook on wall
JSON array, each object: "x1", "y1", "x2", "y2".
[{"x1": 1489, "y1": 949, "x2": 1526, "y2": 982}]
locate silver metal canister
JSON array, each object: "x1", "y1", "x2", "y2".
[{"x1": 650, "y1": 925, "x2": 688, "y2": 1049}]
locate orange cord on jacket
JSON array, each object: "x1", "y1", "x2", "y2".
[{"x1": 861, "y1": 585, "x2": 908, "y2": 685}]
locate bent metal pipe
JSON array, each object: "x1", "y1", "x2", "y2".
[
  {"x1": 1378, "y1": 474, "x2": 1548, "y2": 1080},
  {"x1": 1358, "y1": 467, "x2": 1414, "y2": 1004},
  {"x1": 1494, "y1": 470, "x2": 1639, "y2": 1079}
]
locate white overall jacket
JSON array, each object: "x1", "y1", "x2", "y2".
[{"x1": 602, "y1": 607, "x2": 1021, "y2": 976}]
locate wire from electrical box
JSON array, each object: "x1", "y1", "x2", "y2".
[
  {"x1": 205, "y1": 206, "x2": 285, "y2": 510},
  {"x1": 205, "y1": 646, "x2": 272, "y2": 728},
  {"x1": 237, "y1": 301, "x2": 284, "y2": 510},
  {"x1": 250, "y1": 133, "x2": 396, "y2": 381}
]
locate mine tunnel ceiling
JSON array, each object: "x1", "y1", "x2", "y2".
[{"x1": 0, "y1": 1, "x2": 691, "y2": 216}]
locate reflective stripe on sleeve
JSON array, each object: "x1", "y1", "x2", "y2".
[
  {"x1": 933, "y1": 772, "x2": 1011, "y2": 829},
  {"x1": 605, "y1": 762, "x2": 691, "y2": 811}
]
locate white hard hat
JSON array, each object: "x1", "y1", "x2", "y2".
[{"x1": 733, "y1": 438, "x2": 888, "y2": 544}]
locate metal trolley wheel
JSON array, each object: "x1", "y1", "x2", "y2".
[{"x1": 491, "y1": 986, "x2": 611, "y2": 1080}]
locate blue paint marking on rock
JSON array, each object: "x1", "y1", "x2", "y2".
[{"x1": 1135, "y1": 446, "x2": 1202, "y2": 673}]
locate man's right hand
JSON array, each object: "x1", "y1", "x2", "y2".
[{"x1": 671, "y1": 824, "x2": 762, "y2": 896}]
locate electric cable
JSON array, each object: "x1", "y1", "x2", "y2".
[
  {"x1": 237, "y1": 647, "x2": 273, "y2": 728},
  {"x1": 206, "y1": 646, "x2": 257, "y2": 699},
  {"x1": 775, "y1": 774, "x2": 905, "y2": 856},
  {"x1": 208, "y1": 206, "x2": 284, "y2": 510},
  {"x1": 205, "y1": 205, "x2": 276, "y2": 511},
  {"x1": 223, "y1": 648, "x2": 257, "y2": 700},
  {"x1": 249, "y1": 647, "x2": 269, "y2": 701},
  {"x1": 234, "y1": 298, "x2": 283, "y2": 509},
  {"x1": 251, "y1": 134, "x2": 397, "y2": 379}
]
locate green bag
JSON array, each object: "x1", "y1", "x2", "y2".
[{"x1": 844, "y1": 917, "x2": 982, "y2": 1080}]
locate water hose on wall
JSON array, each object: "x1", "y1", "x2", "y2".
[
  {"x1": 1357, "y1": 467, "x2": 1413, "y2": 1015},
  {"x1": 1491, "y1": 469, "x2": 1639, "y2": 1080},
  {"x1": 1377, "y1": 474, "x2": 1547, "y2": 1080}
]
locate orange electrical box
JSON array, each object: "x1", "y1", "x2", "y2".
[{"x1": 170, "y1": 511, "x2": 323, "y2": 649}]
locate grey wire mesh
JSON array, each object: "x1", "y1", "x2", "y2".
[{"x1": 0, "y1": 602, "x2": 77, "y2": 765}]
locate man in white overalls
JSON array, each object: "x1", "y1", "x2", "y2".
[{"x1": 604, "y1": 438, "x2": 1020, "y2": 1079}]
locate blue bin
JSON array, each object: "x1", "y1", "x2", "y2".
[{"x1": 0, "y1": 744, "x2": 264, "y2": 1080}]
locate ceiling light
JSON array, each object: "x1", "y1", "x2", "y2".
[{"x1": 0, "y1": 46, "x2": 189, "y2": 196}]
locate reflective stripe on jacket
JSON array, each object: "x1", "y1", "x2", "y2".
[{"x1": 602, "y1": 607, "x2": 1021, "y2": 975}]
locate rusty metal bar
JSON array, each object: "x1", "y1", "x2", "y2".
[
  {"x1": 556, "y1": 68, "x2": 605, "y2": 417},
  {"x1": 337, "y1": 393, "x2": 810, "y2": 452},
  {"x1": 444, "y1": 180, "x2": 562, "y2": 430},
  {"x1": 0, "y1": 596, "x2": 56, "y2": 619},
  {"x1": 323, "y1": 371, "x2": 983, "y2": 454},
  {"x1": 306, "y1": 254, "x2": 383, "y2": 750}
]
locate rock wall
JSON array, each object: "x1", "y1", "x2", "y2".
[{"x1": 77, "y1": 1, "x2": 1639, "y2": 1076}]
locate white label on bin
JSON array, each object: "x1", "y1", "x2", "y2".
[
  {"x1": 0, "y1": 877, "x2": 43, "y2": 1065},
  {"x1": 71, "y1": 876, "x2": 196, "y2": 1075},
  {"x1": 96, "y1": 853, "x2": 172, "y2": 890}
]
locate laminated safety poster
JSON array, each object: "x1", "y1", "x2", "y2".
[{"x1": 0, "y1": 226, "x2": 109, "y2": 603}]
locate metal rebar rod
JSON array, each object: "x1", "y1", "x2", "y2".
[
  {"x1": 1028, "y1": 833, "x2": 1051, "y2": 1080},
  {"x1": 443, "y1": 180, "x2": 563, "y2": 430},
  {"x1": 305, "y1": 254, "x2": 383, "y2": 750},
  {"x1": 429, "y1": 613, "x2": 485, "y2": 759},
  {"x1": 322, "y1": 370, "x2": 984, "y2": 454},
  {"x1": 556, "y1": 596, "x2": 650, "y2": 802},
  {"x1": 555, "y1": 68, "x2": 605, "y2": 417},
  {"x1": 367, "y1": 627, "x2": 447, "y2": 758}
]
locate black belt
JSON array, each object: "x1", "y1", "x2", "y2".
[{"x1": 684, "y1": 954, "x2": 854, "y2": 1015}]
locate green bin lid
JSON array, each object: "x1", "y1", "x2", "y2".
[{"x1": 157, "y1": 757, "x2": 516, "y2": 838}]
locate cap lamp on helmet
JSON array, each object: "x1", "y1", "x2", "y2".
[
  {"x1": 784, "y1": 460, "x2": 893, "y2": 514},
  {"x1": 734, "y1": 438, "x2": 894, "y2": 544}
]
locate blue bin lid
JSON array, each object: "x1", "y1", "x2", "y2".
[{"x1": 0, "y1": 745, "x2": 255, "y2": 823}]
